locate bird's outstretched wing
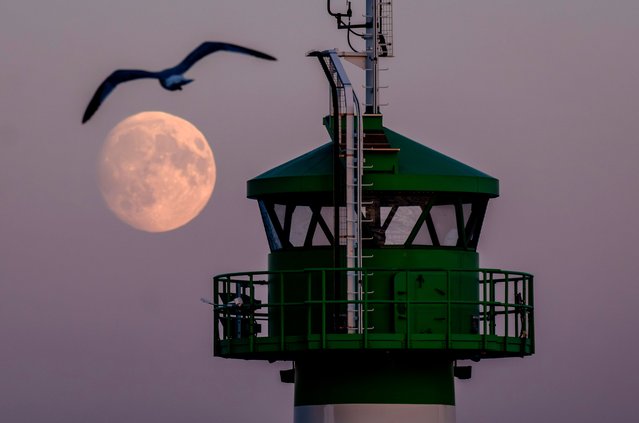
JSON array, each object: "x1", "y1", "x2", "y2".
[
  {"x1": 172, "y1": 41, "x2": 277, "y2": 74},
  {"x1": 82, "y1": 69, "x2": 157, "y2": 123}
]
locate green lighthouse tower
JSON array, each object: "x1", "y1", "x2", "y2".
[{"x1": 209, "y1": 3, "x2": 534, "y2": 423}]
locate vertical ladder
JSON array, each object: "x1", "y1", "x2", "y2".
[
  {"x1": 365, "y1": 0, "x2": 394, "y2": 112},
  {"x1": 310, "y1": 49, "x2": 364, "y2": 334}
]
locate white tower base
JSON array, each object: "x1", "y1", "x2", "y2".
[{"x1": 295, "y1": 404, "x2": 455, "y2": 423}]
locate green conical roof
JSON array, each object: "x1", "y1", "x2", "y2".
[{"x1": 247, "y1": 127, "x2": 499, "y2": 198}]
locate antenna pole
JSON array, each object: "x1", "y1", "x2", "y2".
[{"x1": 365, "y1": 0, "x2": 379, "y2": 113}]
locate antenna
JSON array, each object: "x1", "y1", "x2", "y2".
[
  {"x1": 326, "y1": 1, "x2": 394, "y2": 113},
  {"x1": 376, "y1": 1, "x2": 393, "y2": 57}
]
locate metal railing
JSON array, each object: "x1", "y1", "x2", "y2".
[{"x1": 211, "y1": 268, "x2": 534, "y2": 359}]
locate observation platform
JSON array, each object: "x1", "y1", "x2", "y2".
[{"x1": 211, "y1": 267, "x2": 534, "y2": 361}]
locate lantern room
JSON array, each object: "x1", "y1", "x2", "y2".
[
  {"x1": 212, "y1": 114, "x2": 533, "y2": 359},
  {"x1": 249, "y1": 116, "x2": 497, "y2": 256}
]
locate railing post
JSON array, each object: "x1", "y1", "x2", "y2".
[
  {"x1": 307, "y1": 271, "x2": 313, "y2": 347},
  {"x1": 514, "y1": 274, "x2": 519, "y2": 340},
  {"x1": 363, "y1": 270, "x2": 369, "y2": 349},
  {"x1": 249, "y1": 274, "x2": 255, "y2": 353},
  {"x1": 489, "y1": 271, "x2": 496, "y2": 336},
  {"x1": 405, "y1": 270, "x2": 410, "y2": 348},
  {"x1": 504, "y1": 272, "x2": 509, "y2": 346},
  {"x1": 279, "y1": 273, "x2": 285, "y2": 352},
  {"x1": 235, "y1": 280, "x2": 242, "y2": 339},
  {"x1": 481, "y1": 270, "x2": 487, "y2": 350},
  {"x1": 224, "y1": 278, "x2": 231, "y2": 346},
  {"x1": 446, "y1": 270, "x2": 451, "y2": 350},
  {"x1": 528, "y1": 275, "x2": 535, "y2": 353},
  {"x1": 321, "y1": 270, "x2": 327, "y2": 349},
  {"x1": 213, "y1": 277, "x2": 219, "y2": 347}
]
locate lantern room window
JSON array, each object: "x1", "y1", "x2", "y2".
[
  {"x1": 257, "y1": 195, "x2": 487, "y2": 251},
  {"x1": 258, "y1": 200, "x2": 335, "y2": 251}
]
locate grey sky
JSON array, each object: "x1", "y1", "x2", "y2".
[{"x1": 2, "y1": 1, "x2": 639, "y2": 422}]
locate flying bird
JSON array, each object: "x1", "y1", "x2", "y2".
[{"x1": 82, "y1": 41, "x2": 276, "y2": 123}]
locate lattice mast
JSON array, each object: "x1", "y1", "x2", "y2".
[
  {"x1": 327, "y1": 0, "x2": 394, "y2": 113},
  {"x1": 365, "y1": 0, "x2": 393, "y2": 112}
]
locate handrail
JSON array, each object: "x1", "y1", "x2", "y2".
[{"x1": 309, "y1": 50, "x2": 364, "y2": 334}]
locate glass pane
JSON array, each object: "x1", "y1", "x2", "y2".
[
  {"x1": 431, "y1": 204, "x2": 458, "y2": 246},
  {"x1": 462, "y1": 203, "x2": 472, "y2": 227},
  {"x1": 313, "y1": 225, "x2": 331, "y2": 246},
  {"x1": 412, "y1": 222, "x2": 434, "y2": 245},
  {"x1": 312, "y1": 207, "x2": 333, "y2": 246},
  {"x1": 385, "y1": 206, "x2": 421, "y2": 245},
  {"x1": 274, "y1": 203, "x2": 286, "y2": 227},
  {"x1": 290, "y1": 206, "x2": 312, "y2": 247}
]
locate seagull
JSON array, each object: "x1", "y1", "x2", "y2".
[{"x1": 82, "y1": 41, "x2": 276, "y2": 123}]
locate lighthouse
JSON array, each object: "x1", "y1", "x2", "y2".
[{"x1": 209, "y1": 2, "x2": 534, "y2": 423}]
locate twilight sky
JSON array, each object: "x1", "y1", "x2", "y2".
[{"x1": 2, "y1": 1, "x2": 639, "y2": 422}]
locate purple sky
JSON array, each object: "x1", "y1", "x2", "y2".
[{"x1": 2, "y1": 1, "x2": 639, "y2": 422}]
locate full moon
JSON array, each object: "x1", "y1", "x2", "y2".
[{"x1": 98, "y1": 111, "x2": 216, "y2": 232}]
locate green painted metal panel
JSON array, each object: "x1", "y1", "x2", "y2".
[
  {"x1": 266, "y1": 248, "x2": 478, "y2": 336},
  {"x1": 365, "y1": 149, "x2": 399, "y2": 174}
]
